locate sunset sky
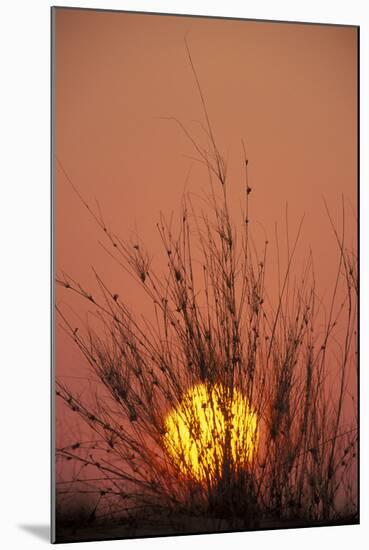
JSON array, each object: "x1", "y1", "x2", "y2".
[{"x1": 54, "y1": 8, "x2": 357, "y2": 455}]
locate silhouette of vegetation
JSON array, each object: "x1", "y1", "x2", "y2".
[{"x1": 54, "y1": 43, "x2": 358, "y2": 541}]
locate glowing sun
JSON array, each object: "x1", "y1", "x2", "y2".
[{"x1": 163, "y1": 383, "x2": 258, "y2": 483}]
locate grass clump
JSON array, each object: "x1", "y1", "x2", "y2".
[{"x1": 55, "y1": 46, "x2": 358, "y2": 538}]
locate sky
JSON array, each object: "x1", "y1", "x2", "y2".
[{"x1": 54, "y1": 8, "x2": 358, "y2": 479}]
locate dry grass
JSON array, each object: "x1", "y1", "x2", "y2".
[{"x1": 54, "y1": 45, "x2": 358, "y2": 539}]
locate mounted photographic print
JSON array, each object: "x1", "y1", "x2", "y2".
[{"x1": 51, "y1": 6, "x2": 359, "y2": 543}]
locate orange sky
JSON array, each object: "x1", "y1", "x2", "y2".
[{"x1": 54, "y1": 8, "x2": 357, "y2": 455}]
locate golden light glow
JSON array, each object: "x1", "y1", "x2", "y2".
[{"x1": 163, "y1": 383, "x2": 258, "y2": 483}]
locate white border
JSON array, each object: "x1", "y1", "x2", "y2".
[{"x1": 0, "y1": 1, "x2": 366, "y2": 548}]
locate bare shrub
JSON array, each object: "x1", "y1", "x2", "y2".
[{"x1": 55, "y1": 47, "x2": 357, "y2": 536}]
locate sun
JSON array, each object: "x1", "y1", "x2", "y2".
[{"x1": 163, "y1": 383, "x2": 258, "y2": 483}]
